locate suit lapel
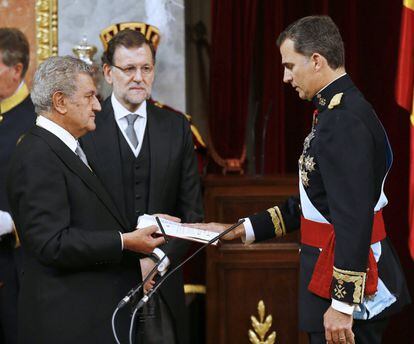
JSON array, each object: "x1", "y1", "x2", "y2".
[
  {"x1": 147, "y1": 103, "x2": 172, "y2": 213},
  {"x1": 32, "y1": 126, "x2": 128, "y2": 231},
  {"x1": 81, "y1": 99, "x2": 127, "y2": 223}
]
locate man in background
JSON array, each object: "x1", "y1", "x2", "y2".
[
  {"x1": 81, "y1": 28, "x2": 203, "y2": 344},
  {"x1": 7, "y1": 55, "x2": 165, "y2": 343},
  {"x1": 0, "y1": 28, "x2": 35, "y2": 344}
]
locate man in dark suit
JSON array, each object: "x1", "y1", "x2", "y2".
[
  {"x1": 81, "y1": 28, "x2": 203, "y2": 344},
  {"x1": 193, "y1": 16, "x2": 410, "y2": 344},
  {"x1": 0, "y1": 28, "x2": 36, "y2": 344},
  {"x1": 7, "y1": 55, "x2": 165, "y2": 344}
]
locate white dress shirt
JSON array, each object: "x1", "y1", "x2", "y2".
[{"x1": 111, "y1": 93, "x2": 147, "y2": 157}]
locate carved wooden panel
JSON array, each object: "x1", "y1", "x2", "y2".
[{"x1": 204, "y1": 175, "x2": 308, "y2": 343}]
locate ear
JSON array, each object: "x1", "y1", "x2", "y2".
[
  {"x1": 103, "y1": 63, "x2": 113, "y2": 85},
  {"x1": 51, "y1": 91, "x2": 67, "y2": 115},
  {"x1": 311, "y1": 53, "x2": 325, "y2": 72},
  {"x1": 11, "y1": 63, "x2": 24, "y2": 81}
]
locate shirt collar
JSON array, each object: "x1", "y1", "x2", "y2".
[
  {"x1": 111, "y1": 93, "x2": 147, "y2": 121},
  {"x1": 36, "y1": 115, "x2": 78, "y2": 152}
]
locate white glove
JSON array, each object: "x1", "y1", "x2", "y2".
[{"x1": 0, "y1": 211, "x2": 14, "y2": 236}]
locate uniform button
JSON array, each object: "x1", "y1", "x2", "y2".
[
  {"x1": 135, "y1": 209, "x2": 141, "y2": 214},
  {"x1": 135, "y1": 194, "x2": 141, "y2": 199},
  {"x1": 135, "y1": 165, "x2": 140, "y2": 170},
  {"x1": 135, "y1": 180, "x2": 140, "y2": 185}
]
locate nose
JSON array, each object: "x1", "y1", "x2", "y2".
[
  {"x1": 92, "y1": 95, "x2": 101, "y2": 111},
  {"x1": 283, "y1": 68, "x2": 292, "y2": 84},
  {"x1": 132, "y1": 68, "x2": 143, "y2": 82}
]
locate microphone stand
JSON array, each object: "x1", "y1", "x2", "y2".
[
  {"x1": 111, "y1": 254, "x2": 167, "y2": 344},
  {"x1": 133, "y1": 220, "x2": 245, "y2": 314}
]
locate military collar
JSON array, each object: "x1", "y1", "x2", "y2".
[
  {"x1": 0, "y1": 82, "x2": 29, "y2": 114},
  {"x1": 312, "y1": 74, "x2": 354, "y2": 112}
]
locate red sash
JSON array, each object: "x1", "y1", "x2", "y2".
[{"x1": 300, "y1": 210, "x2": 386, "y2": 299}]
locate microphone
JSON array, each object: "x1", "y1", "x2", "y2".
[
  {"x1": 115, "y1": 253, "x2": 167, "y2": 309},
  {"x1": 111, "y1": 253, "x2": 167, "y2": 344},
  {"x1": 133, "y1": 219, "x2": 245, "y2": 312}
]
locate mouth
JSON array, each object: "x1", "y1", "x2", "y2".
[{"x1": 129, "y1": 87, "x2": 146, "y2": 91}]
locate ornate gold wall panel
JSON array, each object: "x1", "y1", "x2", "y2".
[{"x1": 35, "y1": 0, "x2": 58, "y2": 64}]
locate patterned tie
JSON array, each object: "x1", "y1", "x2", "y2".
[
  {"x1": 125, "y1": 113, "x2": 139, "y2": 148},
  {"x1": 75, "y1": 142, "x2": 90, "y2": 168}
]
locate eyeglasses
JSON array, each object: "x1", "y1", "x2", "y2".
[{"x1": 112, "y1": 64, "x2": 154, "y2": 77}]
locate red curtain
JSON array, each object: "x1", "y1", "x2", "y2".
[
  {"x1": 209, "y1": 0, "x2": 413, "y2": 340},
  {"x1": 209, "y1": 0, "x2": 257, "y2": 159}
]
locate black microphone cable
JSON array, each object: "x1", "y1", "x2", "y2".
[{"x1": 111, "y1": 254, "x2": 167, "y2": 344}]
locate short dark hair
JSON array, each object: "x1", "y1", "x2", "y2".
[
  {"x1": 102, "y1": 29, "x2": 156, "y2": 66},
  {"x1": 0, "y1": 28, "x2": 30, "y2": 78},
  {"x1": 276, "y1": 15, "x2": 344, "y2": 69}
]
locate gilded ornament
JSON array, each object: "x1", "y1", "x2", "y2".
[
  {"x1": 0, "y1": 115, "x2": 3, "y2": 123},
  {"x1": 328, "y1": 92, "x2": 344, "y2": 109},
  {"x1": 304, "y1": 156, "x2": 316, "y2": 172},
  {"x1": 35, "y1": 0, "x2": 58, "y2": 64},
  {"x1": 248, "y1": 300, "x2": 276, "y2": 344},
  {"x1": 317, "y1": 93, "x2": 326, "y2": 106},
  {"x1": 334, "y1": 284, "x2": 347, "y2": 299},
  {"x1": 301, "y1": 170, "x2": 309, "y2": 187}
]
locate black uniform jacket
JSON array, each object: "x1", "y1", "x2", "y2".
[
  {"x1": 81, "y1": 98, "x2": 204, "y2": 344},
  {"x1": 7, "y1": 126, "x2": 140, "y2": 344},
  {"x1": 248, "y1": 75, "x2": 410, "y2": 331}
]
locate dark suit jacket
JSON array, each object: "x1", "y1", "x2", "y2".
[
  {"x1": 81, "y1": 98, "x2": 204, "y2": 344},
  {"x1": 249, "y1": 75, "x2": 410, "y2": 332},
  {"x1": 7, "y1": 126, "x2": 140, "y2": 344}
]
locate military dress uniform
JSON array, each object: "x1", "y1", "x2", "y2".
[
  {"x1": 0, "y1": 83, "x2": 36, "y2": 344},
  {"x1": 246, "y1": 74, "x2": 410, "y2": 340}
]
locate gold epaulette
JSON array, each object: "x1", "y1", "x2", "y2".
[{"x1": 328, "y1": 92, "x2": 343, "y2": 109}]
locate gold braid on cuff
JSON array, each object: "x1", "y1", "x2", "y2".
[
  {"x1": 332, "y1": 266, "x2": 366, "y2": 304},
  {"x1": 266, "y1": 206, "x2": 286, "y2": 237}
]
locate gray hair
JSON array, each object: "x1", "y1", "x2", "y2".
[{"x1": 31, "y1": 56, "x2": 93, "y2": 115}]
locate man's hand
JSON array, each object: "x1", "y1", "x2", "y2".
[
  {"x1": 187, "y1": 222, "x2": 245, "y2": 241},
  {"x1": 122, "y1": 226, "x2": 165, "y2": 254},
  {"x1": 140, "y1": 258, "x2": 157, "y2": 293},
  {"x1": 324, "y1": 306, "x2": 355, "y2": 344}
]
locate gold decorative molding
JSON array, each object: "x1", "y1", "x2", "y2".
[
  {"x1": 35, "y1": 0, "x2": 58, "y2": 65},
  {"x1": 184, "y1": 284, "x2": 206, "y2": 294},
  {"x1": 248, "y1": 300, "x2": 276, "y2": 344}
]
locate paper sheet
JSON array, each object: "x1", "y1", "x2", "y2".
[{"x1": 137, "y1": 214, "x2": 219, "y2": 245}]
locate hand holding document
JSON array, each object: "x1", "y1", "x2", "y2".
[{"x1": 137, "y1": 214, "x2": 220, "y2": 245}]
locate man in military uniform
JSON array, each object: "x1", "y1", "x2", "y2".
[
  {"x1": 81, "y1": 27, "x2": 203, "y2": 344},
  {"x1": 0, "y1": 28, "x2": 35, "y2": 344},
  {"x1": 193, "y1": 16, "x2": 410, "y2": 344}
]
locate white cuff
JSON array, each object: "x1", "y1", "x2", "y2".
[
  {"x1": 241, "y1": 218, "x2": 255, "y2": 244},
  {"x1": 153, "y1": 248, "x2": 170, "y2": 276},
  {"x1": 0, "y1": 211, "x2": 14, "y2": 236},
  {"x1": 331, "y1": 299, "x2": 355, "y2": 315},
  {"x1": 119, "y1": 232, "x2": 124, "y2": 250}
]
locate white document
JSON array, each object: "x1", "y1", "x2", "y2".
[{"x1": 137, "y1": 214, "x2": 219, "y2": 245}]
